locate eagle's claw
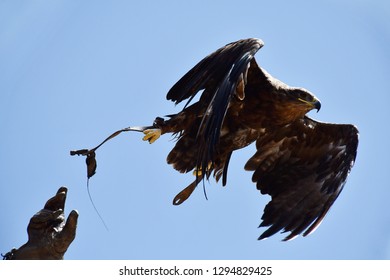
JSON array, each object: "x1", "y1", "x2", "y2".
[{"x1": 142, "y1": 129, "x2": 161, "y2": 144}]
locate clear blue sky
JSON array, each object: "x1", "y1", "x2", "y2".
[{"x1": 1, "y1": 0, "x2": 389, "y2": 260}]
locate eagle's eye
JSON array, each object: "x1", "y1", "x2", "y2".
[
  {"x1": 294, "y1": 89, "x2": 321, "y2": 112},
  {"x1": 296, "y1": 90, "x2": 314, "y2": 102}
]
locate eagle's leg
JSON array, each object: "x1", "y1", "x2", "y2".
[
  {"x1": 142, "y1": 111, "x2": 193, "y2": 144},
  {"x1": 141, "y1": 117, "x2": 167, "y2": 144}
]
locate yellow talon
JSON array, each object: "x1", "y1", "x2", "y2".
[
  {"x1": 142, "y1": 129, "x2": 161, "y2": 144},
  {"x1": 193, "y1": 168, "x2": 203, "y2": 177},
  {"x1": 192, "y1": 162, "x2": 212, "y2": 176}
]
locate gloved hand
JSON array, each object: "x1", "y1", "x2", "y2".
[{"x1": 3, "y1": 187, "x2": 78, "y2": 260}]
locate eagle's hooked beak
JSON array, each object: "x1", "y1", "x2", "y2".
[
  {"x1": 313, "y1": 99, "x2": 321, "y2": 112},
  {"x1": 298, "y1": 97, "x2": 321, "y2": 112}
]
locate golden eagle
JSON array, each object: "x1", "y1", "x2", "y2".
[{"x1": 72, "y1": 38, "x2": 359, "y2": 241}]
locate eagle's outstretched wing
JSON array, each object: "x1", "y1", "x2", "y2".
[
  {"x1": 166, "y1": 38, "x2": 264, "y2": 179},
  {"x1": 245, "y1": 117, "x2": 359, "y2": 240}
]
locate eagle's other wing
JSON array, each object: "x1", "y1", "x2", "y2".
[
  {"x1": 167, "y1": 38, "x2": 263, "y2": 105},
  {"x1": 166, "y1": 38, "x2": 264, "y2": 179},
  {"x1": 244, "y1": 117, "x2": 359, "y2": 241}
]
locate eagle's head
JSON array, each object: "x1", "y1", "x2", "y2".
[
  {"x1": 291, "y1": 88, "x2": 321, "y2": 112},
  {"x1": 276, "y1": 88, "x2": 321, "y2": 124}
]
